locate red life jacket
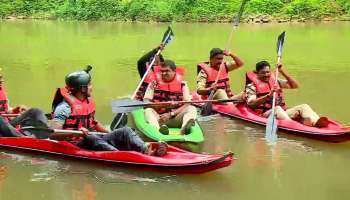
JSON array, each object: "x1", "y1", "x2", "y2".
[
  {"x1": 152, "y1": 66, "x2": 185, "y2": 114},
  {"x1": 0, "y1": 85, "x2": 9, "y2": 114},
  {"x1": 52, "y1": 87, "x2": 97, "y2": 130},
  {"x1": 197, "y1": 62, "x2": 233, "y2": 99},
  {"x1": 245, "y1": 71, "x2": 286, "y2": 115},
  {"x1": 135, "y1": 65, "x2": 156, "y2": 101}
]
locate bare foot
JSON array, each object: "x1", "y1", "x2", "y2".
[
  {"x1": 145, "y1": 142, "x2": 168, "y2": 157},
  {"x1": 180, "y1": 119, "x2": 195, "y2": 135},
  {"x1": 314, "y1": 116, "x2": 329, "y2": 128}
]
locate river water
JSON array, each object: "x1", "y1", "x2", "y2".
[{"x1": 0, "y1": 20, "x2": 349, "y2": 200}]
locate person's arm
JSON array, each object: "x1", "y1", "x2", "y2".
[
  {"x1": 246, "y1": 83, "x2": 273, "y2": 108},
  {"x1": 7, "y1": 105, "x2": 28, "y2": 114},
  {"x1": 137, "y1": 48, "x2": 157, "y2": 78},
  {"x1": 93, "y1": 121, "x2": 109, "y2": 133},
  {"x1": 224, "y1": 50, "x2": 244, "y2": 71},
  {"x1": 50, "y1": 102, "x2": 71, "y2": 129},
  {"x1": 137, "y1": 44, "x2": 164, "y2": 78},
  {"x1": 277, "y1": 64, "x2": 299, "y2": 89},
  {"x1": 171, "y1": 82, "x2": 192, "y2": 115},
  {"x1": 196, "y1": 70, "x2": 215, "y2": 95},
  {"x1": 143, "y1": 81, "x2": 156, "y2": 103},
  {"x1": 182, "y1": 82, "x2": 192, "y2": 101}
]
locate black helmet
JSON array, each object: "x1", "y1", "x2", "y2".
[{"x1": 65, "y1": 65, "x2": 92, "y2": 91}]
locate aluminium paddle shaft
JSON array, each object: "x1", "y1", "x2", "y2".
[
  {"x1": 131, "y1": 27, "x2": 173, "y2": 99},
  {"x1": 201, "y1": 0, "x2": 248, "y2": 116}
]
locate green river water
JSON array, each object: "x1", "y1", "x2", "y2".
[{"x1": 0, "y1": 20, "x2": 349, "y2": 200}]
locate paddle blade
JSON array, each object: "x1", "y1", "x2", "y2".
[
  {"x1": 161, "y1": 26, "x2": 174, "y2": 46},
  {"x1": 110, "y1": 113, "x2": 128, "y2": 131},
  {"x1": 200, "y1": 92, "x2": 215, "y2": 116},
  {"x1": 111, "y1": 98, "x2": 145, "y2": 113},
  {"x1": 232, "y1": 0, "x2": 248, "y2": 27},
  {"x1": 265, "y1": 112, "x2": 278, "y2": 143},
  {"x1": 200, "y1": 102, "x2": 213, "y2": 116},
  {"x1": 276, "y1": 31, "x2": 286, "y2": 57},
  {"x1": 84, "y1": 65, "x2": 92, "y2": 73}
]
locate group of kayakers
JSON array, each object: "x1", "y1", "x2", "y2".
[
  {"x1": 136, "y1": 45, "x2": 329, "y2": 137},
  {"x1": 0, "y1": 43, "x2": 330, "y2": 157}
]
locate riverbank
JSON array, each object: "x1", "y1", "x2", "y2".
[
  {"x1": 1, "y1": 0, "x2": 349, "y2": 23},
  {"x1": 3, "y1": 14, "x2": 350, "y2": 24}
]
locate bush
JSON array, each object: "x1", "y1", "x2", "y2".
[
  {"x1": 338, "y1": 0, "x2": 350, "y2": 15},
  {"x1": 149, "y1": 1, "x2": 173, "y2": 22},
  {"x1": 285, "y1": 0, "x2": 315, "y2": 17},
  {"x1": 247, "y1": 0, "x2": 284, "y2": 15},
  {"x1": 124, "y1": 0, "x2": 152, "y2": 21},
  {"x1": 56, "y1": 0, "x2": 124, "y2": 20},
  {"x1": 315, "y1": 0, "x2": 343, "y2": 17}
]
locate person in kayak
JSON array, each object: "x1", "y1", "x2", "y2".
[
  {"x1": 196, "y1": 48, "x2": 245, "y2": 100},
  {"x1": 135, "y1": 44, "x2": 165, "y2": 100},
  {"x1": 0, "y1": 68, "x2": 49, "y2": 137},
  {"x1": 143, "y1": 60, "x2": 197, "y2": 135},
  {"x1": 245, "y1": 60, "x2": 329, "y2": 127},
  {"x1": 50, "y1": 66, "x2": 167, "y2": 156}
]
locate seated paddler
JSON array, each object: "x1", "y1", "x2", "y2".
[
  {"x1": 50, "y1": 65, "x2": 167, "y2": 156},
  {"x1": 143, "y1": 60, "x2": 197, "y2": 135},
  {"x1": 245, "y1": 60, "x2": 329, "y2": 127},
  {"x1": 0, "y1": 67, "x2": 48, "y2": 138},
  {"x1": 196, "y1": 48, "x2": 245, "y2": 100}
]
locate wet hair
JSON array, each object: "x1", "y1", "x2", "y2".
[
  {"x1": 161, "y1": 59, "x2": 176, "y2": 71},
  {"x1": 256, "y1": 60, "x2": 270, "y2": 72},
  {"x1": 210, "y1": 48, "x2": 224, "y2": 59}
]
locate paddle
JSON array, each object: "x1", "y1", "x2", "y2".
[
  {"x1": 265, "y1": 31, "x2": 286, "y2": 143},
  {"x1": 200, "y1": 0, "x2": 248, "y2": 116},
  {"x1": 1, "y1": 113, "x2": 20, "y2": 117},
  {"x1": 110, "y1": 27, "x2": 174, "y2": 130},
  {"x1": 111, "y1": 98, "x2": 243, "y2": 113},
  {"x1": 20, "y1": 126, "x2": 104, "y2": 141}
]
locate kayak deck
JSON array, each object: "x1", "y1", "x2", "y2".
[
  {"x1": 131, "y1": 108, "x2": 204, "y2": 143},
  {"x1": 192, "y1": 93, "x2": 350, "y2": 142},
  {"x1": 0, "y1": 137, "x2": 232, "y2": 174}
]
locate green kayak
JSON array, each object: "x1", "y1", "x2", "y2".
[{"x1": 131, "y1": 108, "x2": 204, "y2": 143}]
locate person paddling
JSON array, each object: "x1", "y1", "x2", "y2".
[
  {"x1": 50, "y1": 66, "x2": 167, "y2": 156},
  {"x1": 135, "y1": 44, "x2": 165, "y2": 100},
  {"x1": 143, "y1": 60, "x2": 197, "y2": 135},
  {"x1": 0, "y1": 68, "x2": 48, "y2": 137},
  {"x1": 196, "y1": 48, "x2": 245, "y2": 100},
  {"x1": 245, "y1": 61, "x2": 329, "y2": 127}
]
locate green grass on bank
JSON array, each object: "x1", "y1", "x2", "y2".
[{"x1": 0, "y1": 0, "x2": 349, "y2": 22}]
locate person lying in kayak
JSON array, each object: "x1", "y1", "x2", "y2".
[
  {"x1": 143, "y1": 60, "x2": 197, "y2": 135},
  {"x1": 0, "y1": 110, "x2": 48, "y2": 138},
  {"x1": 135, "y1": 44, "x2": 165, "y2": 100},
  {"x1": 196, "y1": 48, "x2": 245, "y2": 100},
  {"x1": 0, "y1": 68, "x2": 48, "y2": 137},
  {"x1": 50, "y1": 66, "x2": 167, "y2": 156},
  {"x1": 245, "y1": 60, "x2": 329, "y2": 127}
]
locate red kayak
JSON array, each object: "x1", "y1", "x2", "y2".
[
  {"x1": 192, "y1": 93, "x2": 350, "y2": 142},
  {"x1": 0, "y1": 136, "x2": 233, "y2": 174}
]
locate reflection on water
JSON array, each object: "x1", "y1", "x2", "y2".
[{"x1": 0, "y1": 151, "x2": 177, "y2": 185}]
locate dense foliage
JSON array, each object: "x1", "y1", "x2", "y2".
[{"x1": 0, "y1": 0, "x2": 349, "y2": 21}]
